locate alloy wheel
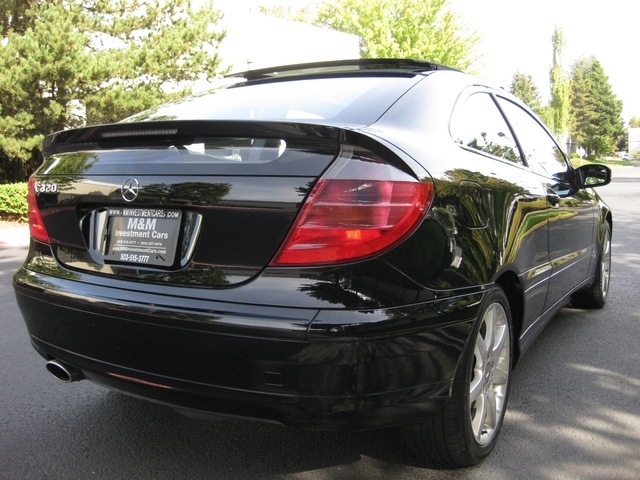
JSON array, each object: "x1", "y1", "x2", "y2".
[{"x1": 469, "y1": 302, "x2": 511, "y2": 445}]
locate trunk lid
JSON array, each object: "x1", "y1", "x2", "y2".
[{"x1": 33, "y1": 120, "x2": 341, "y2": 287}]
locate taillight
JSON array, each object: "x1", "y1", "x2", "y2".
[
  {"x1": 27, "y1": 176, "x2": 50, "y2": 244},
  {"x1": 270, "y1": 145, "x2": 434, "y2": 266}
]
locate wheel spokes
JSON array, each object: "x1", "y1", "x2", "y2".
[
  {"x1": 471, "y1": 391, "x2": 487, "y2": 442},
  {"x1": 469, "y1": 300, "x2": 511, "y2": 446},
  {"x1": 491, "y1": 321, "x2": 508, "y2": 363},
  {"x1": 469, "y1": 370, "x2": 484, "y2": 405},
  {"x1": 485, "y1": 387, "x2": 498, "y2": 430}
]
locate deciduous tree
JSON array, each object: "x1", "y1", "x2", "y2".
[
  {"x1": 548, "y1": 27, "x2": 570, "y2": 139},
  {"x1": 267, "y1": 0, "x2": 479, "y2": 71}
]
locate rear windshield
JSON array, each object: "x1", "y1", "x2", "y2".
[{"x1": 125, "y1": 76, "x2": 418, "y2": 125}]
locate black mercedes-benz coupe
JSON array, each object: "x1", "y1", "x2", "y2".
[{"x1": 14, "y1": 59, "x2": 612, "y2": 467}]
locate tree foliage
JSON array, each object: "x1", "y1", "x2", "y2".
[
  {"x1": 268, "y1": 0, "x2": 479, "y2": 71},
  {"x1": 629, "y1": 116, "x2": 640, "y2": 128},
  {"x1": 548, "y1": 26, "x2": 570, "y2": 138},
  {"x1": 0, "y1": 0, "x2": 226, "y2": 182},
  {"x1": 569, "y1": 57, "x2": 624, "y2": 158},
  {"x1": 509, "y1": 71, "x2": 543, "y2": 115}
]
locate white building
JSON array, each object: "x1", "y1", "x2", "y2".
[
  {"x1": 218, "y1": 10, "x2": 360, "y2": 73},
  {"x1": 628, "y1": 127, "x2": 640, "y2": 157},
  {"x1": 189, "y1": 4, "x2": 360, "y2": 92}
]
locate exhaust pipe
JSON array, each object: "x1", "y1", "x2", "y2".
[{"x1": 45, "y1": 359, "x2": 84, "y2": 383}]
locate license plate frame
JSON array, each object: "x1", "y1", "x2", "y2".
[{"x1": 102, "y1": 207, "x2": 182, "y2": 267}]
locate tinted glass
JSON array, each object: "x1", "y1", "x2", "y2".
[
  {"x1": 125, "y1": 77, "x2": 416, "y2": 125},
  {"x1": 497, "y1": 97, "x2": 568, "y2": 178},
  {"x1": 451, "y1": 92, "x2": 521, "y2": 163}
]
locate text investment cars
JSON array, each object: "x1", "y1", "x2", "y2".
[{"x1": 14, "y1": 59, "x2": 612, "y2": 467}]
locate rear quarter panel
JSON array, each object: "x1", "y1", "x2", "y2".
[{"x1": 370, "y1": 73, "x2": 552, "y2": 331}]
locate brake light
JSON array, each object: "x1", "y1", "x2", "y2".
[
  {"x1": 27, "y1": 176, "x2": 50, "y2": 244},
  {"x1": 270, "y1": 146, "x2": 434, "y2": 266}
]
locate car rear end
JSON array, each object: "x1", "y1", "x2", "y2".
[{"x1": 14, "y1": 63, "x2": 482, "y2": 429}]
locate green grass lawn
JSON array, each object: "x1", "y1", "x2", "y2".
[{"x1": 571, "y1": 157, "x2": 636, "y2": 168}]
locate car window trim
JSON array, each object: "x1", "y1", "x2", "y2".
[
  {"x1": 493, "y1": 93, "x2": 572, "y2": 182},
  {"x1": 449, "y1": 86, "x2": 526, "y2": 167}
]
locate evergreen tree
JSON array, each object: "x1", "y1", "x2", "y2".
[
  {"x1": 0, "y1": 0, "x2": 226, "y2": 182},
  {"x1": 510, "y1": 71, "x2": 544, "y2": 116},
  {"x1": 569, "y1": 57, "x2": 624, "y2": 158}
]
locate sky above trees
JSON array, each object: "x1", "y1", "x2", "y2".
[
  {"x1": 448, "y1": 0, "x2": 638, "y2": 122},
  {"x1": 224, "y1": 0, "x2": 637, "y2": 122}
]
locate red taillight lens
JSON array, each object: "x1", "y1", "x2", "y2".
[
  {"x1": 270, "y1": 148, "x2": 434, "y2": 266},
  {"x1": 27, "y1": 176, "x2": 50, "y2": 244}
]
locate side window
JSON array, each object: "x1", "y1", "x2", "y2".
[
  {"x1": 451, "y1": 92, "x2": 521, "y2": 164},
  {"x1": 497, "y1": 97, "x2": 568, "y2": 178}
]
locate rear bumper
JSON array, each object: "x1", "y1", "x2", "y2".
[{"x1": 14, "y1": 266, "x2": 481, "y2": 430}]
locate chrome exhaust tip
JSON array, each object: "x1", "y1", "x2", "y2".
[{"x1": 45, "y1": 359, "x2": 84, "y2": 383}]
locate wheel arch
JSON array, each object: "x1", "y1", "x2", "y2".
[
  {"x1": 605, "y1": 210, "x2": 613, "y2": 236},
  {"x1": 494, "y1": 271, "x2": 524, "y2": 365}
]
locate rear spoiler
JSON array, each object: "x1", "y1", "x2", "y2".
[{"x1": 42, "y1": 120, "x2": 343, "y2": 155}]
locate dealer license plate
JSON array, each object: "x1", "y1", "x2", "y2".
[{"x1": 102, "y1": 207, "x2": 182, "y2": 267}]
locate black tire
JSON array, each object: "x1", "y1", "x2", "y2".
[
  {"x1": 572, "y1": 222, "x2": 611, "y2": 309},
  {"x1": 403, "y1": 286, "x2": 513, "y2": 467}
]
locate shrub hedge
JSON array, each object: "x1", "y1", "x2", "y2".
[{"x1": 0, "y1": 182, "x2": 28, "y2": 221}]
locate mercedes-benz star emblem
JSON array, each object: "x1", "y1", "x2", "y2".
[{"x1": 121, "y1": 177, "x2": 139, "y2": 202}]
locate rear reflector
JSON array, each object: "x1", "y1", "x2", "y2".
[
  {"x1": 270, "y1": 146, "x2": 433, "y2": 266},
  {"x1": 27, "y1": 176, "x2": 50, "y2": 244}
]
